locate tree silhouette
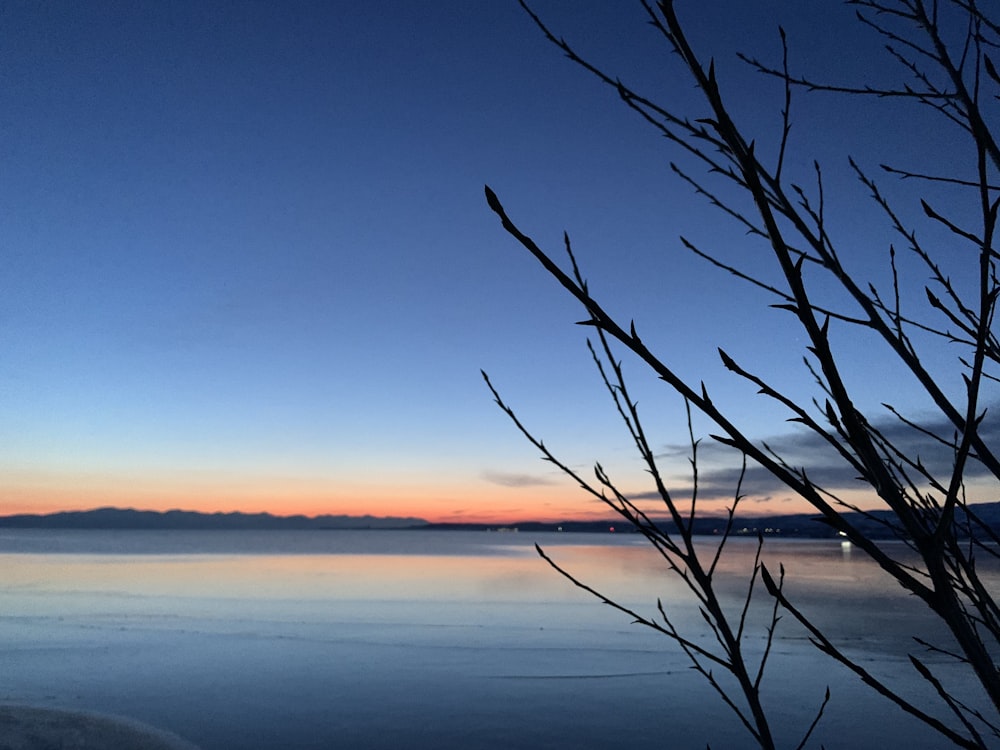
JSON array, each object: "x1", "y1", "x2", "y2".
[{"x1": 485, "y1": 1, "x2": 1000, "y2": 748}]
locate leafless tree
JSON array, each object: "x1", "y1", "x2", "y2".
[{"x1": 484, "y1": 1, "x2": 1000, "y2": 748}]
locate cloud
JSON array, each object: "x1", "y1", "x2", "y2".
[
  {"x1": 654, "y1": 443, "x2": 694, "y2": 460},
  {"x1": 480, "y1": 470, "x2": 558, "y2": 488},
  {"x1": 481, "y1": 404, "x2": 1000, "y2": 508},
  {"x1": 668, "y1": 403, "x2": 1000, "y2": 500}
]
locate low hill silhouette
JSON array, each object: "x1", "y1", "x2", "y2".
[{"x1": 0, "y1": 507, "x2": 428, "y2": 530}]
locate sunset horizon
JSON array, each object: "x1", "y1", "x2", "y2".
[
  {"x1": 2, "y1": 1, "x2": 936, "y2": 531},
  {"x1": 4, "y1": 2, "x2": 998, "y2": 748}
]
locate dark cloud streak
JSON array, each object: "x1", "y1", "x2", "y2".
[
  {"x1": 645, "y1": 404, "x2": 1000, "y2": 502},
  {"x1": 480, "y1": 470, "x2": 558, "y2": 488}
]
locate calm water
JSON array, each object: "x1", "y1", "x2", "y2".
[{"x1": 0, "y1": 530, "x2": 991, "y2": 748}]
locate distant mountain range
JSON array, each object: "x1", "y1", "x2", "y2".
[
  {"x1": 1, "y1": 503, "x2": 999, "y2": 538},
  {"x1": 0, "y1": 507, "x2": 428, "y2": 530}
]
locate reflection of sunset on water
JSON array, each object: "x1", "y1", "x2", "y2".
[{"x1": 0, "y1": 530, "x2": 990, "y2": 749}]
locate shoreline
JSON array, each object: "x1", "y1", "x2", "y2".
[{"x1": 0, "y1": 705, "x2": 200, "y2": 750}]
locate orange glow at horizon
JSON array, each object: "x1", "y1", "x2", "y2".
[
  {"x1": 0, "y1": 467, "x2": 834, "y2": 524},
  {"x1": 0, "y1": 467, "x2": 597, "y2": 523}
]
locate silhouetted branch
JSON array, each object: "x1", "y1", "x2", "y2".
[{"x1": 488, "y1": 0, "x2": 1000, "y2": 746}]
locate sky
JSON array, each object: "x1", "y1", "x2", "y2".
[{"x1": 1, "y1": 1, "x2": 989, "y2": 523}]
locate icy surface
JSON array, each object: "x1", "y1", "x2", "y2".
[{"x1": 0, "y1": 531, "x2": 987, "y2": 748}]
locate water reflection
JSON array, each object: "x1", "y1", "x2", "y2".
[
  {"x1": 0, "y1": 532, "x2": 979, "y2": 640},
  {"x1": 0, "y1": 530, "x2": 992, "y2": 750}
]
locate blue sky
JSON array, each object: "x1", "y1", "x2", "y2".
[{"x1": 0, "y1": 2, "x2": 979, "y2": 521}]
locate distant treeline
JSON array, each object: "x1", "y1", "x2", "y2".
[{"x1": 422, "y1": 502, "x2": 1000, "y2": 539}]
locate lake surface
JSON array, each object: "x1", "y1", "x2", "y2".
[{"x1": 0, "y1": 529, "x2": 992, "y2": 748}]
